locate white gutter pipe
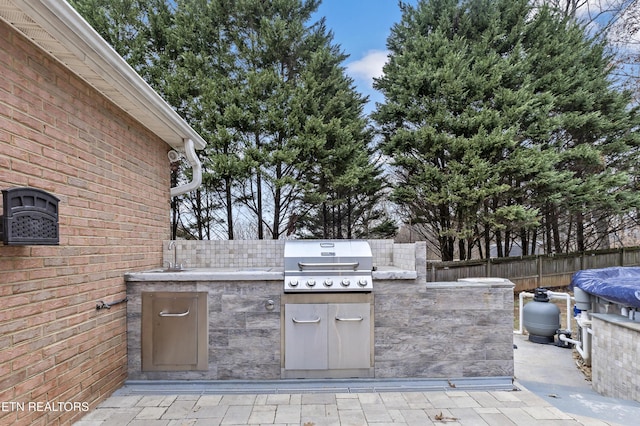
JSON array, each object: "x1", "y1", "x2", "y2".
[{"x1": 170, "y1": 138, "x2": 202, "y2": 197}]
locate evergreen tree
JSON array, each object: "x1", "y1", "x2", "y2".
[
  {"x1": 374, "y1": 0, "x2": 639, "y2": 259},
  {"x1": 69, "y1": 0, "x2": 149, "y2": 69},
  {"x1": 72, "y1": 0, "x2": 389, "y2": 240},
  {"x1": 229, "y1": 0, "x2": 387, "y2": 239},
  {"x1": 293, "y1": 40, "x2": 393, "y2": 239},
  {"x1": 169, "y1": 0, "x2": 248, "y2": 240},
  {"x1": 524, "y1": 6, "x2": 640, "y2": 252},
  {"x1": 374, "y1": 0, "x2": 544, "y2": 260}
]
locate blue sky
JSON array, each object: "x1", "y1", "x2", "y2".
[
  {"x1": 313, "y1": 0, "x2": 418, "y2": 114},
  {"x1": 313, "y1": 1, "x2": 640, "y2": 112}
]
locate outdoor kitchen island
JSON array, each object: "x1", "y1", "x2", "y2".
[{"x1": 124, "y1": 239, "x2": 514, "y2": 386}]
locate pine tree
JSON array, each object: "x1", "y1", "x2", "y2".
[
  {"x1": 374, "y1": 0, "x2": 639, "y2": 259},
  {"x1": 374, "y1": 0, "x2": 544, "y2": 260},
  {"x1": 293, "y1": 39, "x2": 392, "y2": 239},
  {"x1": 72, "y1": 0, "x2": 389, "y2": 240},
  {"x1": 524, "y1": 6, "x2": 640, "y2": 252},
  {"x1": 230, "y1": 0, "x2": 386, "y2": 239}
]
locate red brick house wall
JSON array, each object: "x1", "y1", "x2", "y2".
[{"x1": 0, "y1": 20, "x2": 170, "y2": 425}]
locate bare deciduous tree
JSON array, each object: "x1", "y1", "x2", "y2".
[{"x1": 536, "y1": 1, "x2": 639, "y2": 101}]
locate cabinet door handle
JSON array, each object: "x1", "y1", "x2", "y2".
[
  {"x1": 335, "y1": 316, "x2": 363, "y2": 322},
  {"x1": 159, "y1": 309, "x2": 190, "y2": 317},
  {"x1": 292, "y1": 317, "x2": 321, "y2": 324}
]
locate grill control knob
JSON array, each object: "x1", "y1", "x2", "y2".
[
  {"x1": 289, "y1": 280, "x2": 299, "y2": 288},
  {"x1": 306, "y1": 280, "x2": 316, "y2": 287},
  {"x1": 323, "y1": 279, "x2": 333, "y2": 287},
  {"x1": 358, "y1": 279, "x2": 368, "y2": 287},
  {"x1": 341, "y1": 279, "x2": 351, "y2": 287}
]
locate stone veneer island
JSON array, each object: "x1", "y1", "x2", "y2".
[{"x1": 124, "y1": 240, "x2": 514, "y2": 385}]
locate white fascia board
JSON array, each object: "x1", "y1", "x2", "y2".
[{"x1": 5, "y1": 0, "x2": 206, "y2": 151}]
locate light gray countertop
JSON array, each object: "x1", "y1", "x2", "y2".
[{"x1": 124, "y1": 266, "x2": 418, "y2": 282}]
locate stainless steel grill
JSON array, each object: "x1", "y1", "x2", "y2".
[{"x1": 283, "y1": 240, "x2": 373, "y2": 292}]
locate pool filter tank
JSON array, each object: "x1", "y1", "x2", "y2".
[{"x1": 523, "y1": 288, "x2": 561, "y2": 344}]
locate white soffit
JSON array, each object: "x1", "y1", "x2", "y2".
[{"x1": 0, "y1": 0, "x2": 206, "y2": 151}]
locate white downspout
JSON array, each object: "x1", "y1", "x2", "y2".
[{"x1": 170, "y1": 138, "x2": 202, "y2": 197}]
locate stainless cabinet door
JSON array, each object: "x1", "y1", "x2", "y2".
[
  {"x1": 152, "y1": 294, "x2": 198, "y2": 365},
  {"x1": 284, "y1": 304, "x2": 327, "y2": 370},
  {"x1": 328, "y1": 303, "x2": 371, "y2": 370},
  {"x1": 142, "y1": 292, "x2": 208, "y2": 371}
]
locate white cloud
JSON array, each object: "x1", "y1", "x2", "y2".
[{"x1": 346, "y1": 50, "x2": 389, "y2": 86}]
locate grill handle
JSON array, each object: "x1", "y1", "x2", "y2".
[
  {"x1": 292, "y1": 317, "x2": 321, "y2": 324},
  {"x1": 297, "y1": 262, "x2": 359, "y2": 270}
]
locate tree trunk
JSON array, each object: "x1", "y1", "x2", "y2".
[
  {"x1": 346, "y1": 197, "x2": 352, "y2": 239},
  {"x1": 336, "y1": 203, "x2": 343, "y2": 239},
  {"x1": 495, "y1": 230, "x2": 503, "y2": 258},
  {"x1": 483, "y1": 204, "x2": 491, "y2": 259},
  {"x1": 255, "y1": 133, "x2": 264, "y2": 240},
  {"x1": 520, "y1": 228, "x2": 529, "y2": 256},
  {"x1": 504, "y1": 230, "x2": 511, "y2": 257},
  {"x1": 530, "y1": 228, "x2": 538, "y2": 255},
  {"x1": 594, "y1": 212, "x2": 610, "y2": 249},
  {"x1": 576, "y1": 211, "x2": 585, "y2": 252},
  {"x1": 458, "y1": 238, "x2": 466, "y2": 261},
  {"x1": 256, "y1": 171, "x2": 264, "y2": 239},
  {"x1": 195, "y1": 189, "x2": 203, "y2": 240},
  {"x1": 544, "y1": 209, "x2": 552, "y2": 254},
  {"x1": 551, "y1": 208, "x2": 562, "y2": 253},
  {"x1": 225, "y1": 176, "x2": 234, "y2": 240},
  {"x1": 322, "y1": 202, "x2": 329, "y2": 238},
  {"x1": 271, "y1": 161, "x2": 282, "y2": 239}
]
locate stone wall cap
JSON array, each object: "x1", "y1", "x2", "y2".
[
  {"x1": 428, "y1": 280, "x2": 515, "y2": 289},
  {"x1": 592, "y1": 313, "x2": 640, "y2": 332}
]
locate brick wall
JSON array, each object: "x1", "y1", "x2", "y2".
[{"x1": 0, "y1": 21, "x2": 170, "y2": 425}]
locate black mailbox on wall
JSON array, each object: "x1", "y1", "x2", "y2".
[{"x1": 0, "y1": 187, "x2": 59, "y2": 245}]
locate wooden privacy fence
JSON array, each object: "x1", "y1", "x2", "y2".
[{"x1": 427, "y1": 247, "x2": 640, "y2": 292}]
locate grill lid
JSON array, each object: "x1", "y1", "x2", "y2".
[{"x1": 284, "y1": 240, "x2": 373, "y2": 292}]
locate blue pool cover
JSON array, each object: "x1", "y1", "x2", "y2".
[{"x1": 570, "y1": 266, "x2": 640, "y2": 308}]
